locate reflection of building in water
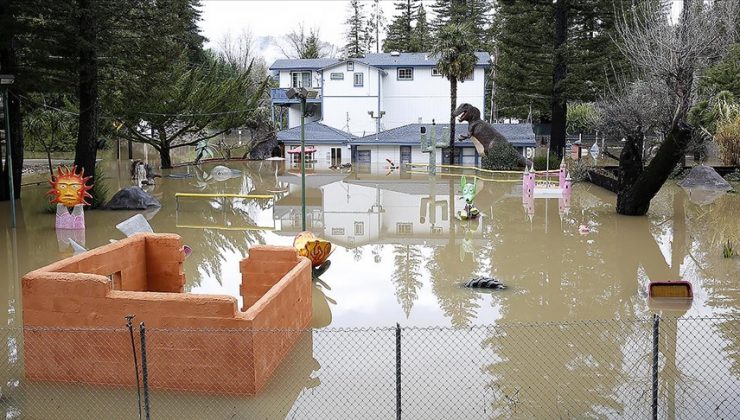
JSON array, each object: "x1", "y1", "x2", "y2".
[{"x1": 273, "y1": 175, "x2": 486, "y2": 247}]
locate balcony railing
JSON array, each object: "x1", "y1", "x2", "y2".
[{"x1": 271, "y1": 88, "x2": 322, "y2": 104}]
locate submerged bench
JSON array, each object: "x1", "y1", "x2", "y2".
[{"x1": 22, "y1": 233, "x2": 312, "y2": 395}]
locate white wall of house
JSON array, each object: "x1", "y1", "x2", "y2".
[
  {"x1": 287, "y1": 105, "x2": 321, "y2": 129},
  {"x1": 278, "y1": 70, "x2": 322, "y2": 89},
  {"x1": 354, "y1": 145, "x2": 478, "y2": 166},
  {"x1": 381, "y1": 67, "x2": 486, "y2": 130},
  {"x1": 322, "y1": 62, "x2": 382, "y2": 137},
  {"x1": 320, "y1": 183, "x2": 381, "y2": 246}
]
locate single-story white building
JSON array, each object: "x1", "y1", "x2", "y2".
[{"x1": 276, "y1": 122, "x2": 355, "y2": 166}]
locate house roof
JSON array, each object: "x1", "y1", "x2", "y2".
[
  {"x1": 277, "y1": 122, "x2": 356, "y2": 144},
  {"x1": 270, "y1": 58, "x2": 339, "y2": 71},
  {"x1": 269, "y1": 52, "x2": 491, "y2": 71},
  {"x1": 350, "y1": 123, "x2": 536, "y2": 148}
]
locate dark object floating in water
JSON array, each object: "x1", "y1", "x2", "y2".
[
  {"x1": 464, "y1": 277, "x2": 506, "y2": 289},
  {"x1": 166, "y1": 173, "x2": 193, "y2": 179}
]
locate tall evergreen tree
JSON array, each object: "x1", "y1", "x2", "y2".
[
  {"x1": 383, "y1": 0, "x2": 419, "y2": 53},
  {"x1": 343, "y1": 0, "x2": 367, "y2": 58},
  {"x1": 411, "y1": 3, "x2": 433, "y2": 52},
  {"x1": 550, "y1": 0, "x2": 569, "y2": 158},
  {"x1": 431, "y1": 0, "x2": 492, "y2": 50},
  {"x1": 365, "y1": 0, "x2": 387, "y2": 54}
]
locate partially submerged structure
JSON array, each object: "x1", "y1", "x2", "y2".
[{"x1": 22, "y1": 233, "x2": 312, "y2": 395}]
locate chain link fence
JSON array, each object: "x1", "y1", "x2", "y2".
[{"x1": 0, "y1": 316, "x2": 737, "y2": 419}]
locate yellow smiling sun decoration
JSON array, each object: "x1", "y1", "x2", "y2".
[{"x1": 48, "y1": 165, "x2": 93, "y2": 208}]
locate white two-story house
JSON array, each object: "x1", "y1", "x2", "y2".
[{"x1": 270, "y1": 52, "x2": 534, "y2": 167}]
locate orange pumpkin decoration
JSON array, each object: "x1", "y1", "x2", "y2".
[{"x1": 294, "y1": 231, "x2": 332, "y2": 268}]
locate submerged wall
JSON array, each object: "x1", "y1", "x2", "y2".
[{"x1": 22, "y1": 233, "x2": 312, "y2": 394}]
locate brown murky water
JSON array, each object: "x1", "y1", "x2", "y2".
[{"x1": 0, "y1": 156, "x2": 738, "y2": 418}]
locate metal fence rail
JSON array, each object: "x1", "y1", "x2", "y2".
[{"x1": 0, "y1": 316, "x2": 737, "y2": 419}]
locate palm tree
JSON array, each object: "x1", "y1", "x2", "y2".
[{"x1": 430, "y1": 23, "x2": 477, "y2": 164}]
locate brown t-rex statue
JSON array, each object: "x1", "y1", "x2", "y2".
[{"x1": 453, "y1": 103, "x2": 530, "y2": 167}]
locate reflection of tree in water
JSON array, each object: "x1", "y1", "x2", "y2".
[
  {"x1": 351, "y1": 246, "x2": 364, "y2": 262},
  {"x1": 391, "y1": 245, "x2": 423, "y2": 318},
  {"x1": 428, "y1": 243, "x2": 482, "y2": 328},
  {"x1": 683, "y1": 190, "x2": 740, "y2": 375},
  {"x1": 478, "y1": 193, "x2": 662, "y2": 416}
]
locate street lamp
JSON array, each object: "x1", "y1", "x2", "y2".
[
  {"x1": 1, "y1": 74, "x2": 16, "y2": 228},
  {"x1": 286, "y1": 87, "x2": 318, "y2": 231},
  {"x1": 368, "y1": 110, "x2": 385, "y2": 141}
]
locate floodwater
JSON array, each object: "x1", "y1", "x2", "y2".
[{"x1": 0, "y1": 157, "x2": 738, "y2": 418}]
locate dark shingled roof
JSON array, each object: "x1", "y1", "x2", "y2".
[
  {"x1": 351, "y1": 123, "x2": 536, "y2": 148},
  {"x1": 277, "y1": 122, "x2": 356, "y2": 144},
  {"x1": 270, "y1": 58, "x2": 339, "y2": 71},
  {"x1": 269, "y1": 52, "x2": 491, "y2": 71}
]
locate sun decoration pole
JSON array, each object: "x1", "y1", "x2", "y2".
[
  {"x1": 300, "y1": 94, "x2": 306, "y2": 231},
  {"x1": 1, "y1": 75, "x2": 16, "y2": 228}
]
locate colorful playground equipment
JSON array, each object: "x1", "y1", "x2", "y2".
[
  {"x1": 293, "y1": 231, "x2": 333, "y2": 278},
  {"x1": 457, "y1": 176, "x2": 480, "y2": 220},
  {"x1": 521, "y1": 158, "x2": 572, "y2": 223}
]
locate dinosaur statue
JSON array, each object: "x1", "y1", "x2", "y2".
[{"x1": 452, "y1": 103, "x2": 530, "y2": 167}]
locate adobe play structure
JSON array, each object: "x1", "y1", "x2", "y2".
[{"x1": 22, "y1": 233, "x2": 312, "y2": 395}]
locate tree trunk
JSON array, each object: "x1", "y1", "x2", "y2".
[
  {"x1": 0, "y1": 0, "x2": 24, "y2": 201},
  {"x1": 45, "y1": 147, "x2": 54, "y2": 178},
  {"x1": 617, "y1": 122, "x2": 692, "y2": 216},
  {"x1": 448, "y1": 78, "x2": 457, "y2": 165},
  {"x1": 159, "y1": 146, "x2": 172, "y2": 169},
  {"x1": 73, "y1": 0, "x2": 99, "y2": 185},
  {"x1": 550, "y1": 0, "x2": 568, "y2": 159}
]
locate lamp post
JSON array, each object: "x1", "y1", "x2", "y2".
[
  {"x1": 1, "y1": 74, "x2": 16, "y2": 228},
  {"x1": 286, "y1": 87, "x2": 318, "y2": 231}
]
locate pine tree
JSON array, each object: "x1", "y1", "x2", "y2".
[
  {"x1": 365, "y1": 0, "x2": 387, "y2": 54},
  {"x1": 344, "y1": 0, "x2": 367, "y2": 58},
  {"x1": 431, "y1": 0, "x2": 493, "y2": 51},
  {"x1": 383, "y1": 0, "x2": 419, "y2": 53},
  {"x1": 411, "y1": 3, "x2": 432, "y2": 52}
]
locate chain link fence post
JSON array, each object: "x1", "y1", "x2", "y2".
[
  {"x1": 125, "y1": 315, "x2": 142, "y2": 420},
  {"x1": 139, "y1": 322, "x2": 151, "y2": 420},
  {"x1": 396, "y1": 323, "x2": 402, "y2": 420},
  {"x1": 652, "y1": 314, "x2": 660, "y2": 420}
]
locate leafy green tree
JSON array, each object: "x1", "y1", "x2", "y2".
[
  {"x1": 429, "y1": 23, "x2": 478, "y2": 164},
  {"x1": 343, "y1": 0, "x2": 367, "y2": 58},
  {"x1": 566, "y1": 102, "x2": 600, "y2": 135},
  {"x1": 116, "y1": 51, "x2": 269, "y2": 168},
  {"x1": 700, "y1": 43, "x2": 740, "y2": 98},
  {"x1": 23, "y1": 99, "x2": 77, "y2": 177}
]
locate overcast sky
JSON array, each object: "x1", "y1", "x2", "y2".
[{"x1": 198, "y1": 0, "x2": 685, "y2": 59}]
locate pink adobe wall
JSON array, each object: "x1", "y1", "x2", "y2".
[{"x1": 22, "y1": 233, "x2": 312, "y2": 395}]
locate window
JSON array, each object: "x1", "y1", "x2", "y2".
[
  {"x1": 291, "y1": 71, "x2": 312, "y2": 88},
  {"x1": 354, "y1": 72, "x2": 364, "y2": 87},
  {"x1": 396, "y1": 223, "x2": 413, "y2": 235},
  {"x1": 330, "y1": 72, "x2": 344, "y2": 80},
  {"x1": 431, "y1": 67, "x2": 442, "y2": 77},
  {"x1": 354, "y1": 222, "x2": 364, "y2": 236},
  {"x1": 431, "y1": 226, "x2": 443, "y2": 235},
  {"x1": 347, "y1": 61, "x2": 354, "y2": 71},
  {"x1": 332, "y1": 227, "x2": 345, "y2": 235},
  {"x1": 397, "y1": 67, "x2": 413, "y2": 81}
]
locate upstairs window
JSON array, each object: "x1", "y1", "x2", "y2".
[
  {"x1": 354, "y1": 72, "x2": 364, "y2": 87},
  {"x1": 431, "y1": 67, "x2": 442, "y2": 77},
  {"x1": 397, "y1": 67, "x2": 413, "y2": 81},
  {"x1": 330, "y1": 72, "x2": 344, "y2": 80},
  {"x1": 347, "y1": 61, "x2": 354, "y2": 71},
  {"x1": 291, "y1": 71, "x2": 312, "y2": 88}
]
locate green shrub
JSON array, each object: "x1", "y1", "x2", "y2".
[
  {"x1": 532, "y1": 153, "x2": 561, "y2": 171},
  {"x1": 90, "y1": 166, "x2": 110, "y2": 209},
  {"x1": 480, "y1": 142, "x2": 523, "y2": 170}
]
